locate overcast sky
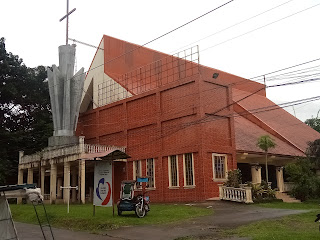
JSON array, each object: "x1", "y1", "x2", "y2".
[{"x1": 2, "y1": 0, "x2": 320, "y2": 121}]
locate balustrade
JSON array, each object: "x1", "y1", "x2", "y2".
[
  {"x1": 19, "y1": 143, "x2": 126, "y2": 164},
  {"x1": 218, "y1": 185, "x2": 253, "y2": 204}
]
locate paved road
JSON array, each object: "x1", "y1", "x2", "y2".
[{"x1": 15, "y1": 201, "x2": 308, "y2": 240}]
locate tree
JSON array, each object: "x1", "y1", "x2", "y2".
[
  {"x1": 305, "y1": 117, "x2": 320, "y2": 133},
  {"x1": 285, "y1": 158, "x2": 320, "y2": 201},
  {"x1": 305, "y1": 139, "x2": 320, "y2": 170},
  {"x1": 0, "y1": 37, "x2": 52, "y2": 184},
  {"x1": 257, "y1": 135, "x2": 276, "y2": 185}
]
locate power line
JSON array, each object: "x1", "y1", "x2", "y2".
[
  {"x1": 50, "y1": 1, "x2": 237, "y2": 108},
  {"x1": 77, "y1": 76, "x2": 320, "y2": 130},
  {"x1": 170, "y1": 0, "x2": 295, "y2": 54},
  {"x1": 250, "y1": 58, "x2": 320, "y2": 80},
  {"x1": 199, "y1": 2, "x2": 320, "y2": 54},
  {"x1": 63, "y1": 2, "x2": 320, "y2": 110},
  {"x1": 74, "y1": 0, "x2": 236, "y2": 79},
  {"x1": 60, "y1": 72, "x2": 320, "y2": 131}
]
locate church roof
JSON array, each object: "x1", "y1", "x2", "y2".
[
  {"x1": 82, "y1": 35, "x2": 320, "y2": 158},
  {"x1": 233, "y1": 88, "x2": 320, "y2": 155}
]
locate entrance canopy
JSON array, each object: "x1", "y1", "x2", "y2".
[{"x1": 83, "y1": 149, "x2": 131, "y2": 161}]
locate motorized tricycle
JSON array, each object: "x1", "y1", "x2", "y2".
[{"x1": 117, "y1": 177, "x2": 150, "y2": 218}]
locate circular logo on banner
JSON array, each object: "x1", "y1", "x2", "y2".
[{"x1": 96, "y1": 178, "x2": 111, "y2": 205}]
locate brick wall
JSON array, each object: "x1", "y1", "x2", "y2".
[{"x1": 78, "y1": 70, "x2": 241, "y2": 202}]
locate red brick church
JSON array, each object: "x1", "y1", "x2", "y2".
[{"x1": 76, "y1": 35, "x2": 320, "y2": 202}]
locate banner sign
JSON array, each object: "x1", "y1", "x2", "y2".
[{"x1": 94, "y1": 161, "x2": 112, "y2": 207}]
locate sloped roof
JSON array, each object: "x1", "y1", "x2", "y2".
[
  {"x1": 102, "y1": 35, "x2": 199, "y2": 95},
  {"x1": 100, "y1": 35, "x2": 264, "y2": 96},
  {"x1": 233, "y1": 88, "x2": 320, "y2": 154},
  {"x1": 234, "y1": 116, "x2": 304, "y2": 156}
]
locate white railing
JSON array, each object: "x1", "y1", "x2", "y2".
[
  {"x1": 84, "y1": 144, "x2": 125, "y2": 153},
  {"x1": 283, "y1": 182, "x2": 294, "y2": 192},
  {"x1": 219, "y1": 185, "x2": 253, "y2": 204},
  {"x1": 20, "y1": 143, "x2": 126, "y2": 164}
]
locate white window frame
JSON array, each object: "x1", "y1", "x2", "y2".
[
  {"x1": 168, "y1": 155, "x2": 179, "y2": 188},
  {"x1": 212, "y1": 153, "x2": 228, "y2": 181},
  {"x1": 133, "y1": 160, "x2": 142, "y2": 188},
  {"x1": 183, "y1": 153, "x2": 195, "y2": 188},
  {"x1": 146, "y1": 158, "x2": 155, "y2": 189}
]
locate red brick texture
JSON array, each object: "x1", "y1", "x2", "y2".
[
  {"x1": 78, "y1": 72, "x2": 238, "y2": 202},
  {"x1": 77, "y1": 35, "x2": 319, "y2": 202}
]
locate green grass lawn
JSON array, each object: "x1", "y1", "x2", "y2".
[
  {"x1": 225, "y1": 201, "x2": 320, "y2": 240},
  {"x1": 10, "y1": 203, "x2": 212, "y2": 233}
]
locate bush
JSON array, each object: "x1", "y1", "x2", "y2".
[
  {"x1": 247, "y1": 181, "x2": 276, "y2": 202},
  {"x1": 285, "y1": 158, "x2": 320, "y2": 201},
  {"x1": 225, "y1": 169, "x2": 242, "y2": 188}
]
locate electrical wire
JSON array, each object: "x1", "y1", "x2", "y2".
[
  {"x1": 199, "y1": 2, "x2": 320, "y2": 54},
  {"x1": 170, "y1": 0, "x2": 295, "y2": 54}
]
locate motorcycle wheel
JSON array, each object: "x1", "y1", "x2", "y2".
[
  {"x1": 144, "y1": 204, "x2": 149, "y2": 215},
  {"x1": 135, "y1": 204, "x2": 146, "y2": 218}
]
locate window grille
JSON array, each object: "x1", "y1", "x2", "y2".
[
  {"x1": 169, "y1": 155, "x2": 178, "y2": 187},
  {"x1": 184, "y1": 153, "x2": 194, "y2": 186},
  {"x1": 146, "y1": 158, "x2": 155, "y2": 188},
  {"x1": 213, "y1": 154, "x2": 227, "y2": 179}
]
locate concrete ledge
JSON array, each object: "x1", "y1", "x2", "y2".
[{"x1": 48, "y1": 136, "x2": 80, "y2": 147}]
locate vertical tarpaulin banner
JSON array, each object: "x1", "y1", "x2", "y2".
[{"x1": 94, "y1": 161, "x2": 112, "y2": 207}]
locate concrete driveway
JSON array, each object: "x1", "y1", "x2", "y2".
[{"x1": 15, "y1": 201, "x2": 308, "y2": 240}]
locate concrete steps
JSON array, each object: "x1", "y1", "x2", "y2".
[{"x1": 275, "y1": 192, "x2": 301, "y2": 203}]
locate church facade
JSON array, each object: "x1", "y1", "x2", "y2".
[
  {"x1": 18, "y1": 35, "x2": 320, "y2": 203},
  {"x1": 76, "y1": 35, "x2": 320, "y2": 202}
]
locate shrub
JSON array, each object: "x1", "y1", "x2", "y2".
[
  {"x1": 247, "y1": 181, "x2": 276, "y2": 203},
  {"x1": 224, "y1": 169, "x2": 242, "y2": 188},
  {"x1": 285, "y1": 158, "x2": 320, "y2": 201}
]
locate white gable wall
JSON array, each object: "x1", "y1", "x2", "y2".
[{"x1": 80, "y1": 38, "x2": 132, "y2": 113}]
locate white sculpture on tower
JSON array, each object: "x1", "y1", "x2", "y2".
[
  {"x1": 46, "y1": 0, "x2": 85, "y2": 145},
  {"x1": 47, "y1": 45, "x2": 85, "y2": 137}
]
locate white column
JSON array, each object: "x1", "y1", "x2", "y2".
[
  {"x1": 71, "y1": 169, "x2": 77, "y2": 203},
  {"x1": 19, "y1": 151, "x2": 24, "y2": 164},
  {"x1": 79, "y1": 160, "x2": 86, "y2": 204},
  {"x1": 63, "y1": 162, "x2": 71, "y2": 204},
  {"x1": 79, "y1": 136, "x2": 85, "y2": 153},
  {"x1": 41, "y1": 166, "x2": 45, "y2": 196},
  {"x1": 251, "y1": 164, "x2": 262, "y2": 184},
  {"x1": 57, "y1": 177, "x2": 63, "y2": 199},
  {"x1": 27, "y1": 168, "x2": 33, "y2": 184},
  {"x1": 276, "y1": 166, "x2": 285, "y2": 192},
  {"x1": 218, "y1": 184, "x2": 224, "y2": 199},
  {"x1": 50, "y1": 162, "x2": 57, "y2": 204},
  {"x1": 244, "y1": 187, "x2": 253, "y2": 203},
  {"x1": 17, "y1": 167, "x2": 24, "y2": 204}
]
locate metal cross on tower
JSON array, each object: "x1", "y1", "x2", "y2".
[{"x1": 59, "y1": 0, "x2": 76, "y2": 45}]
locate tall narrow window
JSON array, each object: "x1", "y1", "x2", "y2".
[
  {"x1": 146, "y1": 158, "x2": 155, "y2": 188},
  {"x1": 184, "y1": 153, "x2": 194, "y2": 186},
  {"x1": 169, "y1": 155, "x2": 179, "y2": 187},
  {"x1": 133, "y1": 160, "x2": 141, "y2": 188},
  {"x1": 213, "y1": 154, "x2": 227, "y2": 180}
]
